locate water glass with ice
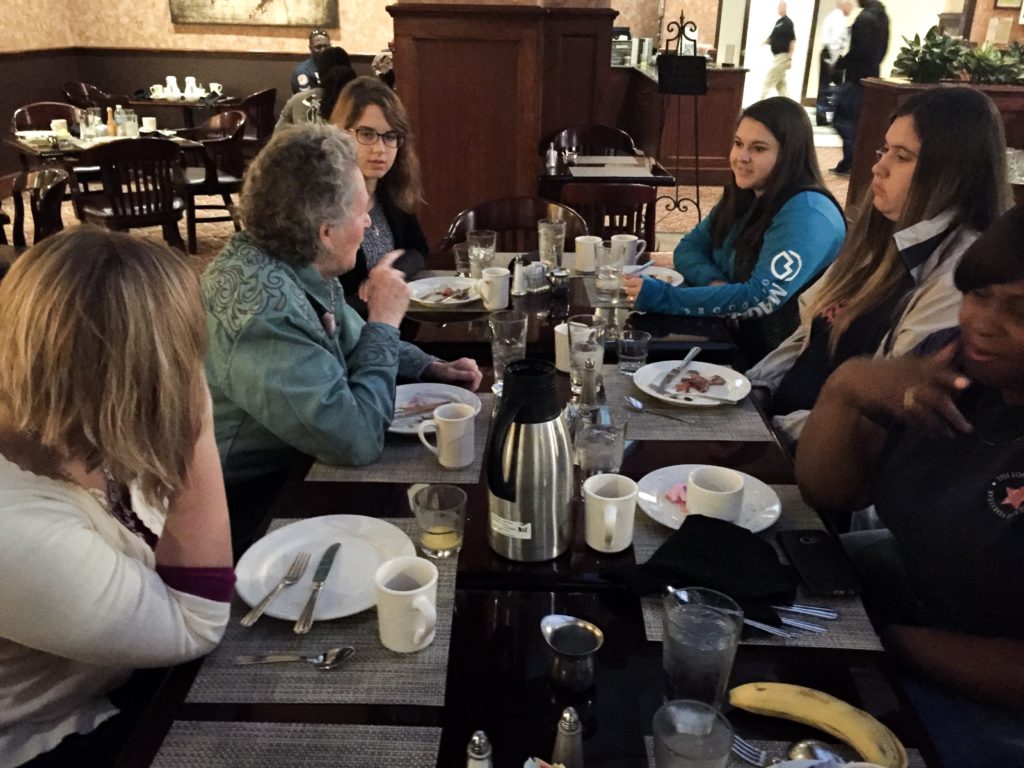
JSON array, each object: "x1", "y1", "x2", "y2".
[
  {"x1": 452, "y1": 242, "x2": 471, "y2": 277},
  {"x1": 537, "y1": 218, "x2": 566, "y2": 271},
  {"x1": 575, "y1": 407, "x2": 629, "y2": 480},
  {"x1": 662, "y1": 587, "x2": 743, "y2": 708},
  {"x1": 489, "y1": 310, "x2": 528, "y2": 393},
  {"x1": 617, "y1": 330, "x2": 651, "y2": 375},
  {"x1": 652, "y1": 699, "x2": 733, "y2": 768},
  {"x1": 468, "y1": 229, "x2": 497, "y2": 279},
  {"x1": 567, "y1": 314, "x2": 606, "y2": 397},
  {"x1": 595, "y1": 240, "x2": 623, "y2": 299}
]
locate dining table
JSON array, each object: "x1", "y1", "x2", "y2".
[
  {"x1": 538, "y1": 154, "x2": 677, "y2": 202},
  {"x1": 126, "y1": 94, "x2": 242, "y2": 129},
  {"x1": 112, "y1": 268, "x2": 942, "y2": 768}
]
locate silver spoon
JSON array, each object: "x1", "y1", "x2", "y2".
[
  {"x1": 624, "y1": 395, "x2": 696, "y2": 425},
  {"x1": 233, "y1": 645, "x2": 355, "y2": 670},
  {"x1": 788, "y1": 738, "x2": 849, "y2": 763}
]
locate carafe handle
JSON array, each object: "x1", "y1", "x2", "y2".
[{"x1": 485, "y1": 398, "x2": 524, "y2": 502}]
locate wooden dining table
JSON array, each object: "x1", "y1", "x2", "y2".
[{"x1": 112, "y1": 273, "x2": 942, "y2": 768}]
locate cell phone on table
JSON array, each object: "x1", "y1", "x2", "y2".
[{"x1": 777, "y1": 529, "x2": 862, "y2": 597}]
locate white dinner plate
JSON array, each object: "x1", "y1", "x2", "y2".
[
  {"x1": 642, "y1": 266, "x2": 684, "y2": 286},
  {"x1": 390, "y1": 382, "x2": 482, "y2": 435},
  {"x1": 408, "y1": 276, "x2": 480, "y2": 306},
  {"x1": 633, "y1": 359, "x2": 751, "y2": 407},
  {"x1": 235, "y1": 515, "x2": 414, "y2": 621},
  {"x1": 637, "y1": 464, "x2": 781, "y2": 533}
]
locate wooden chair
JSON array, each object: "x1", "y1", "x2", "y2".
[
  {"x1": 71, "y1": 138, "x2": 186, "y2": 251},
  {"x1": 11, "y1": 102, "x2": 79, "y2": 132},
  {"x1": 234, "y1": 88, "x2": 277, "y2": 160},
  {"x1": 437, "y1": 196, "x2": 588, "y2": 266},
  {"x1": 0, "y1": 168, "x2": 68, "y2": 250},
  {"x1": 548, "y1": 124, "x2": 638, "y2": 157},
  {"x1": 62, "y1": 82, "x2": 130, "y2": 110},
  {"x1": 177, "y1": 110, "x2": 246, "y2": 254},
  {"x1": 559, "y1": 183, "x2": 658, "y2": 250}
]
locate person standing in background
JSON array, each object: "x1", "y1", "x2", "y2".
[
  {"x1": 291, "y1": 28, "x2": 337, "y2": 93},
  {"x1": 762, "y1": 1, "x2": 797, "y2": 99},
  {"x1": 816, "y1": 0, "x2": 853, "y2": 126},
  {"x1": 831, "y1": 0, "x2": 890, "y2": 174}
]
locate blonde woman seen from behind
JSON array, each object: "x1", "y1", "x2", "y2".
[{"x1": 0, "y1": 227, "x2": 233, "y2": 768}]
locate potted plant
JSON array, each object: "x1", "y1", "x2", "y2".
[
  {"x1": 892, "y1": 26, "x2": 964, "y2": 83},
  {"x1": 961, "y1": 42, "x2": 1024, "y2": 85}
]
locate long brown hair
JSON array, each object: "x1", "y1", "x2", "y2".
[
  {"x1": 806, "y1": 86, "x2": 1009, "y2": 353},
  {"x1": 710, "y1": 97, "x2": 828, "y2": 280},
  {"x1": 0, "y1": 227, "x2": 209, "y2": 505},
  {"x1": 329, "y1": 76, "x2": 425, "y2": 214}
]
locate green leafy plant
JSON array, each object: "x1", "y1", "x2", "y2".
[
  {"x1": 892, "y1": 26, "x2": 964, "y2": 83},
  {"x1": 961, "y1": 42, "x2": 1024, "y2": 84}
]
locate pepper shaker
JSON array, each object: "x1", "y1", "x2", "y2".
[
  {"x1": 551, "y1": 707, "x2": 583, "y2": 768},
  {"x1": 466, "y1": 730, "x2": 493, "y2": 768}
]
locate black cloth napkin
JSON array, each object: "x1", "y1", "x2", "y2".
[{"x1": 637, "y1": 515, "x2": 798, "y2": 627}]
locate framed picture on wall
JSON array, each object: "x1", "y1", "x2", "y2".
[
  {"x1": 169, "y1": 0, "x2": 338, "y2": 26},
  {"x1": 996, "y1": 0, "x2": 1022, "y2": 10}
]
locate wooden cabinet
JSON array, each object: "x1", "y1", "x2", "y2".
[{"x1": 389, "y1": 3, "x2": 616, "y2": 245}]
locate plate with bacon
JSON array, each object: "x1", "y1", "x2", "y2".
[
  {"x1": 632, "y1": 360, "x2": 751, "y2": 407},
  {"x1": 408, "y1": 276, "x2": 480, "y2": 305},
  {"x1": 637, "y1": 464, "x2": 781, "y2": 532}
]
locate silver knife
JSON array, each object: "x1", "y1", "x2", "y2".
[
  {"x1": 293, "y1": 543, "x2": 341, "y2": 634},
  {"x1": 650, "y1": 346, "x2": 701, "y2": 395}
]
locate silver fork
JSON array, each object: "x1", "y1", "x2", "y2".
[
  {"x1": 240, "y1": 551, "x2": 311, "y2": 627},
  {"x1": 732, "y1": 735, "x2": 768, "y2": 767}
]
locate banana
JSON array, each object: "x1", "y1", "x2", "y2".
[{"x1": 728, "y1": 682, "x2": 908, "y2": 768}]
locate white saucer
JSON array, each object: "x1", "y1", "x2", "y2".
[
  {"x1": 643, "y1": 266, "x2": 684, "y2": 286},
  {"x1": 235, "y1": 515, "x2": 414, "y2": 621},
  {"x1": 637, "y1": 464, "x2": 781, "y2": 533}
]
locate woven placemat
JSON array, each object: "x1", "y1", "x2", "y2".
[
  {"x1": 643, "y1": 736, "x2": 928, "y2": 767},
  {"x1": 152, "y1": 722, "x2": 441, "y2": 768},
  {"x1": 635, "y1": 485, "x2": 883, "y2": 652},
  {"x1": 602, "y1": 367, "x2": 773, "y2": 442},
  {"x1": 187, "y1": 519, "x2": 456, "y2": 705},
  {"x1": 582, "y1": 276, "x2": 633, "y2": 308},
  {"x1": 306, "y1": 394, "x2": 493, "y2": 484}
]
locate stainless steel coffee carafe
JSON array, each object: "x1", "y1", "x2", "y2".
[{"x1": 486, "y1": 359, "x2": 573, "y2": 561}]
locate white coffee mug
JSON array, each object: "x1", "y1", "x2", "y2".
[
  {"x1": 49, "y1": 119, "x2": 68, "y2": 135},
  {"x1": 478, "y1": 266, "x2": 510, "y2": 310},
  {"x1": 208, "y1": 81, "x2": 223, "y2": 95},
  {"x1": 141, "y1": 116, "x2": 158, "y2": 132},
  {"x1": 583, "y1": 473, "x2": 638, "y2": 553},
  {"x1": 574, "y1": 235, "x2": 601, "y2": 274},
  {"x1": 417, "y1": 403, "x2": 476, "y2": 469},
  {"x1": 374, "y1": 556, "x2": 438, "y2": 653},
  {"x1": 554, "y1": 322, "x2": 570, "y2": 373},
  {"x1": 686, "y1": 466, "x2": 744, "y2": 523},
  {"x1": 611, "y1": 234, "x2": 647, "y2": 266},
  {"x1": 149, "y1": 83, "x2": 164, "y2": 98}
]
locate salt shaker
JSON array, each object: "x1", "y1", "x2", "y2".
[
  {"x1": 545, "y1": 142, "x2": 559, "y2": 170},
  {"x1": 466, "y1": 730, "x2": 493, "y2": 768},
  {"x1": 511, "y1": 254, "x2": 528, "y2": 296},
  {"x1": 551, "y1": 707, "x2": 583, "y2": 768}
]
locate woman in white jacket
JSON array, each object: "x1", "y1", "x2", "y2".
[
  {"x1": 0, "y1": 227, "x2": 234, "y2": 767},
  {"x1": 749, "y1": 86, "x2": 1010, "y2": 445}
]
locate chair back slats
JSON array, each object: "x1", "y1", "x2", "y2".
[
  {"x1": 549, "y1": 124, "x2": 638, "y2": 157},
  {"x1": 559, "y1": 183, "x2": 657, "y2": 247},
  {"x1": 81, "y1": 139, "x2": 184, "y2": 218},
  {"x1": 0, "y1": 168, "x2": 69, "y2": 248},
  {"x1": 440, "y1": 196, "x2": 588, "y2": 257}
]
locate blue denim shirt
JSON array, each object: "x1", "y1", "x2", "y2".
[{"x1": 203, "y1": 232, "x2": 435, "y2": 484}]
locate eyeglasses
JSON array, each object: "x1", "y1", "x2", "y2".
[{"x1": 350, "y1": 127, "x2": 405, "y2": 148}]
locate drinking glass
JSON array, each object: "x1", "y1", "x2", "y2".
[
  {"x1": 575, "y1": 407, "x2": 629, "y2": 481},
  {"x1": 595, "y1": 240, "x2": 623, "y2": 299},
  {"x1": 452, "y1": 242, "x2": 471, "y2": 277},
  {"x1": 652, "y1": 700, "x2": 733, "y2": 768},
  {"x1": 468, "y1": 229, "x2": 497, "y2": 279},
  {"x1": 410, "y1": 484, "x2": 466, "y2": 559},
  {"x1": 662, "y1": 588, "x2": 743, "y2": 708},
  {"x1": 489, "y1": 309, "x2": 528, "y2": 393},
  {"x1": 617, "y1": 330, "x2": 651, "y2": 375},
  {"x1": 537, "y1": 218, "x2": 566, "y2": 271},
  {"x1": 567, "y1": 314, "x2": 606, "y2": 397}
]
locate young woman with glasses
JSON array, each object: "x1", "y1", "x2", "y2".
[
  {"x1": 748, "y1": 87, "x2": 1010, "y2": 445},
  {"x1": 329, "y1": 76, "x2": 428, "y2": 312}
]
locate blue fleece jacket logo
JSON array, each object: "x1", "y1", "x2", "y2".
[{"x1": 771, "y1": 250, "x2": 802, "y2": 281}]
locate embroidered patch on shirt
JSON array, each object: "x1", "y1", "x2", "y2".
[{"x1": 987, "y1": 472, "x2": 1024, "y2": 518}]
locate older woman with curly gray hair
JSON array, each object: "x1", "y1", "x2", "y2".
[{"x1": 203, "y1": 123, "x2": 480, "y2": 548}]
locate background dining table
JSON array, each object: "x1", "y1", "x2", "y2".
[{"x1": 112, "y1": 270, "x2": 941, "y2": 768}]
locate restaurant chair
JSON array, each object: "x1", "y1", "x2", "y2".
[
  {"x1": 233, "y1": 88, "x2": 277, "y2": 160},
  {"x1": 11, "y1": 102, "x2": 79, "y2": 132},
  {"x1": 70, "y1": 138, "x2": 187, "y2": 251},
  {"x1": 0, "y1": 168, "x2": 68, "y2": 250},
  {"x1": 559, "y1": 182, "x2": 658, "y2": 250},
  {"x1": 549, "y1": 124, "x2": 638, "y2": 156},
  {"x1": 177, "y1": 110, "x2": 246, "y2": 254},
  {"x1": 436, "y1": 195, "x2": 588, "y2": 267},
  {"x1": 62, "y1": 81, "x2": 130, "y2": 110}
]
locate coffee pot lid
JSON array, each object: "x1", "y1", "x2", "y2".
[{"x1": 499, "y1": 359, "x2": 560, "y2": 423}]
